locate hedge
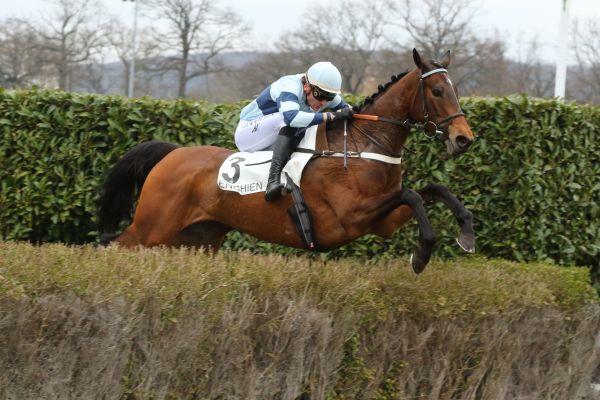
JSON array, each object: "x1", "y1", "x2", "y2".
[
  {"x1": 0, "y1": 88, "x2": 598, "y2": 284},
  {"x1": 1, "y1": 243, "x2": 598, "y2": 399}
]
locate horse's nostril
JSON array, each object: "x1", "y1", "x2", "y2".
[{"x1": 456, "y1": 135, "x2": 472, "y2": 149}]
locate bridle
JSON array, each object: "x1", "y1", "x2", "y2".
[
  {"x1": 354, "y1": 68, "x2": 465, "y2": 142},
  {"x1": 413, "y1": 68, "x2": 465, "y2": 140}
]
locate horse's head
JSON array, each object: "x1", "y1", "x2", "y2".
[{"x1": 410, "y1": 48, "x2": 475, "y2": 156}]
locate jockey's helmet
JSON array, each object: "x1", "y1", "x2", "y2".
[{"x1": 306, "y1": 62, "x2": 342, "y2": 95}]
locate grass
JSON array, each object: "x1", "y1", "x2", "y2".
[
  {"x1": 1, "y1": 241, "x2": 598, "y2": 399},
  {"x1": 0, "y1": 241, "x2": 597, "y2": 317}
]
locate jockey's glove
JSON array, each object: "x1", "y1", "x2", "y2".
[{"x1": 329, "y1": 108, "x2": 354, "y2": 122}]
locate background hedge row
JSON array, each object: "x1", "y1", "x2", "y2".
[{"x1": 0, "y1": 88, "x2": 598, "y2": 285}]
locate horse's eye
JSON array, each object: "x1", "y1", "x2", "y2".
[{"x1": 432, "y1": 87, "x2": 443, "y2": 97}]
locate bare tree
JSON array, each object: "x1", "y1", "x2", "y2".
[
  {"x1": 504, "y1": 37, "x2": 553, "y2": 97},
  {"x1": 106, "y1": 16, "x2": 161, "y2": 96},
  {"x1": 72, "y1": 62, "x2": 109, "y2": 93},
  {"x1": 572, "y1": 18, "x2": 600, "y2": 104},
  {"x1": 274, "y1": 0, "x2": 388, "y2": 94},
  {"x1": 230, "y1": 52, "x2": 307, "y2": 101},
  {"x1": 186, "y1": 51, "x2": 261, "y2": 101},
  {"x1": 385, "y1": 0, "x2": 507, "y2": 95},
  {"x1": 32, "y1": 0, "x2": 110, "y2": 90},
  {"x1": 0, "y1": 18, "x2": 44, "y2": 88},
  {"x1": 147, "y1": 0, "x2": 250, "y2": 98}
]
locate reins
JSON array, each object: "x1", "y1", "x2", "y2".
[{"x1": 310, "y1": 67, "x2": 465, "y2": 167}]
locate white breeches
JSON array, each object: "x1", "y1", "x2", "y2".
[{"x1": 234, "y1": 113, "x2": 286, "y2": 152}]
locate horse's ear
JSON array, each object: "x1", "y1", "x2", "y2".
[
  {"x1": 413, "y1": 48, "x2": 423, "y2": 69},
  {"x1": 440, "y1": 50, "x2": 451, "y2": 68}
]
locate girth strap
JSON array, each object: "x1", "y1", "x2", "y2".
[{"x1": 294, "y1": 148, "x2": 402, "y2": 165}]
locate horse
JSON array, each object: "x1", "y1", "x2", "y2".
[{"x1": 98, "y1": 49, "x2": 475, "y2": 273}]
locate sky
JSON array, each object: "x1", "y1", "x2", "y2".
[{"x1": 2, "y1": 0, "x2": 599, "y2": 63}]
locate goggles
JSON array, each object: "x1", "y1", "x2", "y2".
[{"x1": 309, "y1": 84, "x2": 336, "y2": 102}]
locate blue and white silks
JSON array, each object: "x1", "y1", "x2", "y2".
[{"x1": 234, "y1": 74, "x2": 348, "y2": 152}]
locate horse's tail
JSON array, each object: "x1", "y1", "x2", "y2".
[{"x1": 97, "y1": 140, "x2": 180, "y2": 244}]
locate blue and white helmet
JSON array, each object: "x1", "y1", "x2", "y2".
[{"x1": 306, "y1": 61, "x2": 342, "y2": 95}]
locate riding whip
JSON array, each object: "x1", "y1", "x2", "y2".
[{"x1": 343, "y1": 120, "x2": 348, "y2": 169}]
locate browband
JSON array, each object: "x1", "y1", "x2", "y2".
[{"x1": 421, "y1": 68, "x2": 448, "y2": 79}]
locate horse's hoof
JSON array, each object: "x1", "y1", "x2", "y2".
[
  {"x1": 410, "y1": 253, "x2": 428, "y2": 274},
  {"x1": 456, "y1": 233, "x2": 475, "y2": 253}
]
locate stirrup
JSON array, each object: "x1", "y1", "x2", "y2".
[
  {"x1": 265, "y1": 181, "x2": 284, "y2": 201},
  {"x1": 265, "y1": 178, "x2": 294, "y2": 201}
]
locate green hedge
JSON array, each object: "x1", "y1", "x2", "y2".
[
  {"x1": 0, "y1": 88, "x2": 239, "y2": 243},
  {"x1": 0, "y1": 88, "x2": 598, "y2": 283}
]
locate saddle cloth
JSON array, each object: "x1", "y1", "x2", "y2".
[{"x1": 217, "y1": 125, "x2": 318, "y2": 195}]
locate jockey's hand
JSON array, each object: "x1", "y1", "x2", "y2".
[{"x1": 330, "y1": 108, "x2": 354, "y2": 122}]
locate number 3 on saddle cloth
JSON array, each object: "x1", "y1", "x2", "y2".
[{"x1": 217, "y1": 125, "x2": 320, "y2": 250}]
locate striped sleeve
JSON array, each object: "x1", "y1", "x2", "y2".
[{"x1": 277, "y1": 91, "x2": 323, "y2": 128}]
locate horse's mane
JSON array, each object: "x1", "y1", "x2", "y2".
[
  {"x1": 353, "y1": 70, "x2": 409, "y2": 112},
  {"x1": 353, "y1": 57, "x2": 447, "y2": 112}
]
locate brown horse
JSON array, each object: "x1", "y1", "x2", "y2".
[{"x1": 98, "y1": 49, "x2": 475, "y2": 273}]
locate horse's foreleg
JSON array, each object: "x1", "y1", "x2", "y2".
[
  {"x1": 418, "y1": 183, "x2": 475, "y2": 253},
  {"x1": 352, "y1": 187, "x2": 436, "y2": 273},
  {"x1": 396, "y1": 188, "x2": 437, "y2": 274}
]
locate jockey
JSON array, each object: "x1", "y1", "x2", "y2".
[{"x1": 234, "y1": 61, "x2": 354, "y2": 201}]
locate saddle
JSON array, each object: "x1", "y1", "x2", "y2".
[{"x1": 217, "y1": 123, "x2": 331, "y2": 250}]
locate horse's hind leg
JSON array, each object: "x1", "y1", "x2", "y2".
[
  {"x1": 113, "y1": 195, "x2": 195, "y2": 248},
  {"x1": 418, "y1": 183, "x2": 475, "y2": 253},
  {"x1": 175, "y1": 221, "x2": 232, "y2": 252},
  {"x1": 112, "y1": 224, "x2": 143, "y2": 247},
  {"x1": 112, "y1": 219, "x2": 231, "y2": 252}
]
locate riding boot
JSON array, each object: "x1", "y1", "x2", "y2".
[{"x1": 265, "y1": 128, "x2": 295, "y2": 201}]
